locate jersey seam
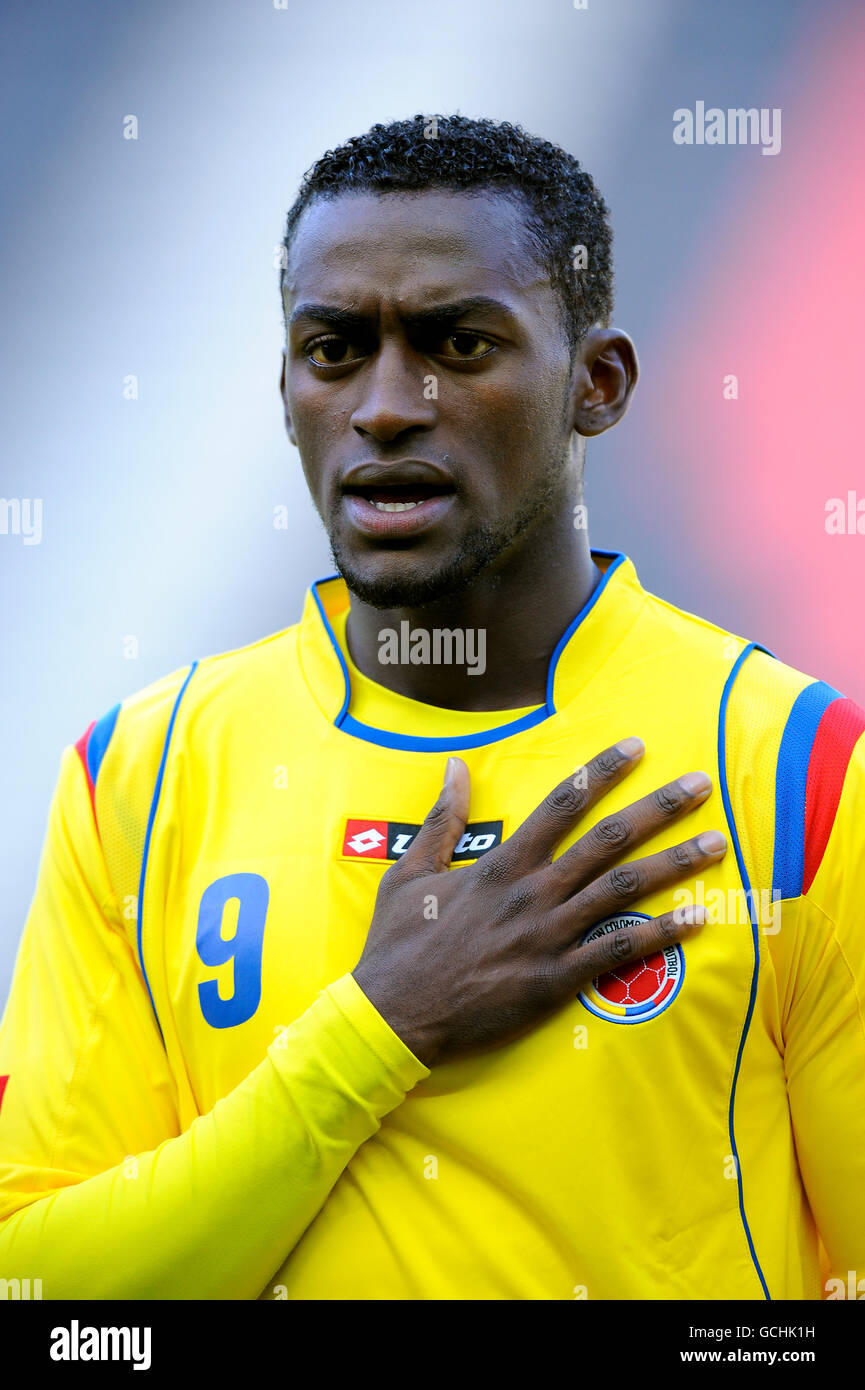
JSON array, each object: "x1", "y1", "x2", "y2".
[
  {"x1": 46, "y1": 957, "x2": 124, "y2": 1170},
  {"x1": 190, "y1": 622, "x2": 297, "y2": 670},
  {"x1": 794, "y1": 895, "x2": 865, "y2": 1054},
  {"x1": 69, "y1": 742, "x2": 126, "y2": 934},
  {"x1": 644, "y1": 588, "x2": 751, "y2": 649}
]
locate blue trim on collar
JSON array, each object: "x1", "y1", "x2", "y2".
[
  {"x1": 310, "y1": 576, "x2": 351, "y2": 727},
  {"x1": 338, "y1": 705, "x2": 550, "y2": 752},
  {"x1": 544, "y1": 550, "x2": 625, "y2": 710},
  {"x1": 310, "y1": 551, "x2": 627, "y2": 752}
]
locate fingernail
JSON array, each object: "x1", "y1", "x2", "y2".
[
  {"x1": 679, "y1": 770, "x2": 711, "y2": 796},
  {"x1": 676, "y1": 904, "x2": 708, "y2": 926},
  {"x1": 616, "y1": 737, "x2": 644, "y2": 759},
  {"x1": 444, "y1": 757, "x2": 457, "y2": 788},
  {"x1": 697, "y1": 830, "x2": 726, "y2": 854}
]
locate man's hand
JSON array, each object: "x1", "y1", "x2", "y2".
[{"x1": 352, "y1": 738, "x2": 725, "y2": 1066}]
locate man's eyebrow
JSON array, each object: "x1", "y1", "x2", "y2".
[
  {"x1": 403, "y1": 296, "x2": 518, "y2": 328},
  {"x1": 288, "y1": 295, "x2": 518, "y2": 331},
  {"x1": 289, "y1": 303, "x2": 370, "y2": 332}
]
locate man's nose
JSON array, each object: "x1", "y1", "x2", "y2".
[{"x1": 350, "y1": 341, "x2": 438, "y2": 442}]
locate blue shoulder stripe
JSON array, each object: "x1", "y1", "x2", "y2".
[
  {"x1": 772, "y1": 680, "x2": 841, "y2": 899},
  {"x1": 86, "y1": 702, "x2": 121, "y2": 785}
]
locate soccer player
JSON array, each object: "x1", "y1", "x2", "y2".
[{"x1": 1, "y1": 115, "x2": 863, "y2": 1301}]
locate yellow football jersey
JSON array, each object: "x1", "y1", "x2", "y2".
[{"x1": 1, "y1": 549, "x2": 863, "y2": 1300}]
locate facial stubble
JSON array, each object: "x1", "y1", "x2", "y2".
[{"x1": 327, "y1": 447, "x2": 573, "y2": 610}]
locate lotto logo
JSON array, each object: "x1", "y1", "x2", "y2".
[
  {"x1": 345, "y1": 824, "x2": 388, "y2": 856},
  {"x1": 341, "y1": 818, "x2": 504, "y2": 862}
]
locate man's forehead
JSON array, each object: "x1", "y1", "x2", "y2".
[{"x1": 283, "y1": 188, "x2": 552, "y2": 308}]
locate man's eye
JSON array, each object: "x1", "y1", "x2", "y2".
[
  {"x1": 307, "y1": 337, "x2": 365, "y2": 366},
  {"x1": 439, "y1": 331, "x2": 495, "y2": 359}
]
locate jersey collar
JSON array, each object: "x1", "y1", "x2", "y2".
[{"x1": 297, "y1": 548, "x2": 648, "y2": 751}]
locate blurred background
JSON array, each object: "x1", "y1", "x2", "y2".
[{"x1": 2, "y1": 0, "x2": 863, "y2": 1002}]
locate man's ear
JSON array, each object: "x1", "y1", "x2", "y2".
[
  {"x1": 568, "y1": 328, "x2": 639, "y2": 438},
  {"x1": 279, "y1": 347, "x2": 297, "y2": 447}
]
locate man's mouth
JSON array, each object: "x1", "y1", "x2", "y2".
[
  {"x1": 341, "y1": 482, "x2": 456, "y2": 538},
  {"x1": 349, "y1": 483, "x2": 451, "y2": 511}
]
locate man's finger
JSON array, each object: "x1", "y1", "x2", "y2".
[
  {"x1": 396, "y1": 756, "x2": 471, "y2": 877},
  {"x1": 562, "y1": 904, "x2": 707, "y2": 991},
  {"x1": 494, "y1": 737, "x2": 644, "y2": 874},
  {"x1": 544, "y1": 770, "x2": 713, "y2": 899},
  {"x1": 550, "y1": 830, "x2": 726, "y2": 946}
]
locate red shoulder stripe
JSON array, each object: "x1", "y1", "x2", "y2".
[
  {"x1": 74, "y1": 720, "x2": 97, "y2": 820},
  {"x1": 802, "y1": 697, "x2": 865, "y2": 893}
]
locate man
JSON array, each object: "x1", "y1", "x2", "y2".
[{"x1": 1, "y1": 115, "x2": 863, "y2": 1301}]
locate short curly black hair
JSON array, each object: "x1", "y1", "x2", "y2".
[{"x1": 279, "y1": 114, "x2": 614, "y2": 353}]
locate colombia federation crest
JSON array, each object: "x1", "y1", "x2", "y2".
[{"x1": 578, "y1": 911, "x2": 685, "y2": 1024}]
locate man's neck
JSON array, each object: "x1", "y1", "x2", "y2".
[{"x1": 344, "y1": 526, "x2": 601, "y2": 713}]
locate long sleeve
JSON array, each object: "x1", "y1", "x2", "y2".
[{"x1": 0, "y1": 745, "x2": 428, "y2": 1300}]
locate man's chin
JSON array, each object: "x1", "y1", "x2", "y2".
[
  {"x1": 326, "y1": 481, "x2": 560, "y2": 610},
  {"x1": 329, "y1": 535, "x2": 503, "y2": 610},
  {"x1": 332, "y1": 555, "x2": 479, "y2": 610}
]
